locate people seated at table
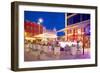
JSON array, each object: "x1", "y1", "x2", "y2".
[{"x1": 24, "y1": 39, "x2": 84, "y2": 60}]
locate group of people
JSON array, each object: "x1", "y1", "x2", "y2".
[{"x1": 24, "y1": 40, "x2": 61, "y2": 59}]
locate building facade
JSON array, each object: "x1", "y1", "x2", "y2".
[
  {"x1": 24, "y1": 21, "x2": 43, "y2": 37},
  {"x1": 66, "y1": 13, "x2": 90, "y2": 48}
]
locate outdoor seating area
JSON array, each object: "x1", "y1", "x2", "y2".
[{"x1": 24, "y1": 39, "x2": 90, "y2": 61}]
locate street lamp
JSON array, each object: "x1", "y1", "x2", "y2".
[
  {"x1": 37, "y1": 18, "x2": 43, "y2": 34},
  {"x1": 37, "y1": 18, "x2": 43, "y2": 24}
]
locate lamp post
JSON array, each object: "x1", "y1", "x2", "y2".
[
  {"x1": 37, "y1": 18, "x2": 43, "y2": 34},
  {"x1": 82, "y1": 27, "x2": 85, "y2": 55}
]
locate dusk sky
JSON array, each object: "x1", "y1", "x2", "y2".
[
  {"x1": 67, "y1": 13, "x2": 90, "y2": 25},
  {"x1": 24, "y1": 11, "x2": 65, "y2": 36}
]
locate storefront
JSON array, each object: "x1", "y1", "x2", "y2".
[{"x1": 65, "y1": 20, "x2": 90, "y2": 48}]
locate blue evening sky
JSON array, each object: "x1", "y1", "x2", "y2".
[
  {"x1": 24, "y1": 11, "x2": 65, "y2": 36},
  {"x1": 67, "y1": 13, "x2": 90, "y2": 25}
]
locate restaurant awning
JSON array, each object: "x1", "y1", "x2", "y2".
[{"x1": 33, "y1": 33, "x2": 57, "y2": 38}]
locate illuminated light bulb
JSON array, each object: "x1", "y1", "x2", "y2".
[{"x1": 37, "y1": 18, "x2": 43, "y2": 24}]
